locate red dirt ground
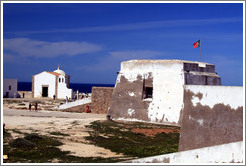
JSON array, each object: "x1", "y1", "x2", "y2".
[{"x1": 132, "y1": 128, "x2": 180, "y2": 137}]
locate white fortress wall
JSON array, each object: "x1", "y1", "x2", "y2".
[
  {"x1": 125, "y1": 141, "x2": 243, "y2": 163},
  {"x1": 120, "y1": 60, "x2": 185, "y2": 124},
  {"x1": 148, "y1": 63, "x2": 184, "y2": 124},
  {"x1": 185, "y1": 85, "x2": 243, "y2": 109}
]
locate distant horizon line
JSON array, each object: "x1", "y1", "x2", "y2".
[{"x1": 17, "y1": 81, "x2": 115, "y2": 85}]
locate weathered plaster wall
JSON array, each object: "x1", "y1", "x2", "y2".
[
  {"x1": 108, "y1": 61, "x2": 185, "y2": 125},
  {"x1": 108, "y1": 60, "x2": 222, "y2": 125},
  {"x1": 108, "y1": 73, "x2": 151, "y2": 121},
  {"x1": 124, "y1": 141, "x2": 243, "y2": 163},
  {"x1": 91, "y1": 87, "x2": 114, "y2": 114},
  {"x1": 178, "y1": 85, "x2": 243, "y2": 151}
]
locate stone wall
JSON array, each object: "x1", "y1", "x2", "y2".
[
  {"x1": 56, "y1": 87, "x2": 113, "y2": 114},
  {"x1": 178, "y1": 85, "x2": 243, "y2": 151},
  {"x1": 17, "y1": 91, "x2": 32, "y2": 99},
  {"x1": 91, "y1": 87, "x2": 114, "y2": 114},
  {"x1": 183, "y1": 63, "x2": 221, "y2": 85},
  {"x1": 59, "y1": 102, "x2": 93, "y2": 113}
]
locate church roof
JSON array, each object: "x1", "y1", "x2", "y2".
[
  {"x1": 46, "y1": 71, "x2": 61, "y2": 76},
  {"x1": 34, "y1": 66, "x2": 67, "y2": 77}
]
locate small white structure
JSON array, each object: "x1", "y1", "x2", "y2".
[
  {"x1": 32, "y1": 66, "x2": 73, "y2": 99},
  {"x1": 3, "y1": 79, "x2": 18, "y2": 98}
]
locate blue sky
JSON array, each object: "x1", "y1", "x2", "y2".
[{"x1": 2, "y1": 2, "x2": 244, "y2": 85}]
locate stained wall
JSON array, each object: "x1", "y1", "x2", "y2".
[
  {"x1": 108, "y1": 60, "x2": 185, "y2": 125},
  {"x1": 108, "y1": 60, "x2": 225, "y2": 126},
  {"x1": 178, "y1": 85, "x2": 243, "y2": 151}
]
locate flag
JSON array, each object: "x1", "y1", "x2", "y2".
[{"x1": 193, "y1": 40, "x2": 200, "y2": 48}]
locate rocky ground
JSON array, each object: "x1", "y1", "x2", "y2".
[
  {"x1": 3, "y1": 106, "x2": 125, "y2": 159},
  {"x1": 3, "y1": 97, "x2": 93, "y2": 113},
  {"x1": 3, "y1": 98, "x2": 64, "y2": 110}
]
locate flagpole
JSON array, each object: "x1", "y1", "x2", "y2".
[{"x1": 200, "y1": 39, "x2": 201, "y2": 62}]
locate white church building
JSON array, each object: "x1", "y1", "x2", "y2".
[{"x1": 32, "y1": 66, "x2": 73, "y2": 99}]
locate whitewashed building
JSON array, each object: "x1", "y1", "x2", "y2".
[
  {"x1": 3, "y1": 79, "x2": 18, "y2": 98},
  {"x1": 108, "y1": 60, "x2": 222, "y2": 125},
  {"x1": 32, "y1": 66, "x2": 73, "y2": 99},
  {"x1": 109, "y1": 59, "x2": 243, "y2": 163}
]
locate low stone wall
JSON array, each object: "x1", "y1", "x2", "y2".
[
  {"x1": 91, "y1": 87, "x2": 114, "y2": 114},
  {"x1": 55, "y1": 87, "x2": 114, "y2": 114},
  {"x1": 124, "y1": 141, "x2": 243, "y2": 163},
  {"x1": 59, "y1": 102, "x2": 93, "y2": 113},
  {"x1": 17, "y1": 91, "x2": 32, "y2": 98},
  {"x1": 179, "y1": 85, "x2": 243, "y2": 151}
]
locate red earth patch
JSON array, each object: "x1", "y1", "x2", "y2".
[{"x1": 132, "y1": 128, "x2": 180, "y2": 137}]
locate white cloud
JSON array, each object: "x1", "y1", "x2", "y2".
[
  {"x1": 3, "y1": 38, "x2": 103, "y2": 58},
  {"x1": 77, "y1": 50, "x2": 170, "y2": 72},
  {"x1": 6, "y1": 17, "x2": 242, "y2": 35},
  {"x1": 3, "y1": 53, "x2": 16, "y2": 63},
  {"x1": 205, "y1": 55, "x2": 242, "y2": 67},
  {"x1": 109, "y1": 50, "x2": 162, "y2": 61}
]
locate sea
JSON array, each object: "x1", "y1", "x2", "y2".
[{"x1": 18, "y1": 82, "x2": 115, "y2": 93}]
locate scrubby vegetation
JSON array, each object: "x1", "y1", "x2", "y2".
[
  {"x1": 49, "y1": 131, "x2": 70, "y2": 136},
  {"x1": 85, "y1": 120, "x2": 180, "y2": 158},
  {"x1": 3, "y1": 120, "x2": 180, "y2": 163},
  {"x1": 3, "y1": 131, "x2": 124, "y2": 163}
]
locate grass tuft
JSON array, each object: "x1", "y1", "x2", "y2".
[
  {"x1": 49, "y1": 132, "x2": 70, "y2": 136},
  {"x1": 10, "y1": 138, "x2": 36, "y2": 150},
  {"x1": 85, "y1": 120, "x2": 180, "y2": 158}
]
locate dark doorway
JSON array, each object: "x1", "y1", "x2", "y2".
[
  {"x1": 42, "y1": 87, "x2": 48, "y2": 97},
  {"x1": 5, "y1": 92, "x2": 9, "y2": 98}
]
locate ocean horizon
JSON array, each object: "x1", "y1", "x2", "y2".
[{"x1": 17, "y1": 82, "x2": 115, "y2": 93}]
